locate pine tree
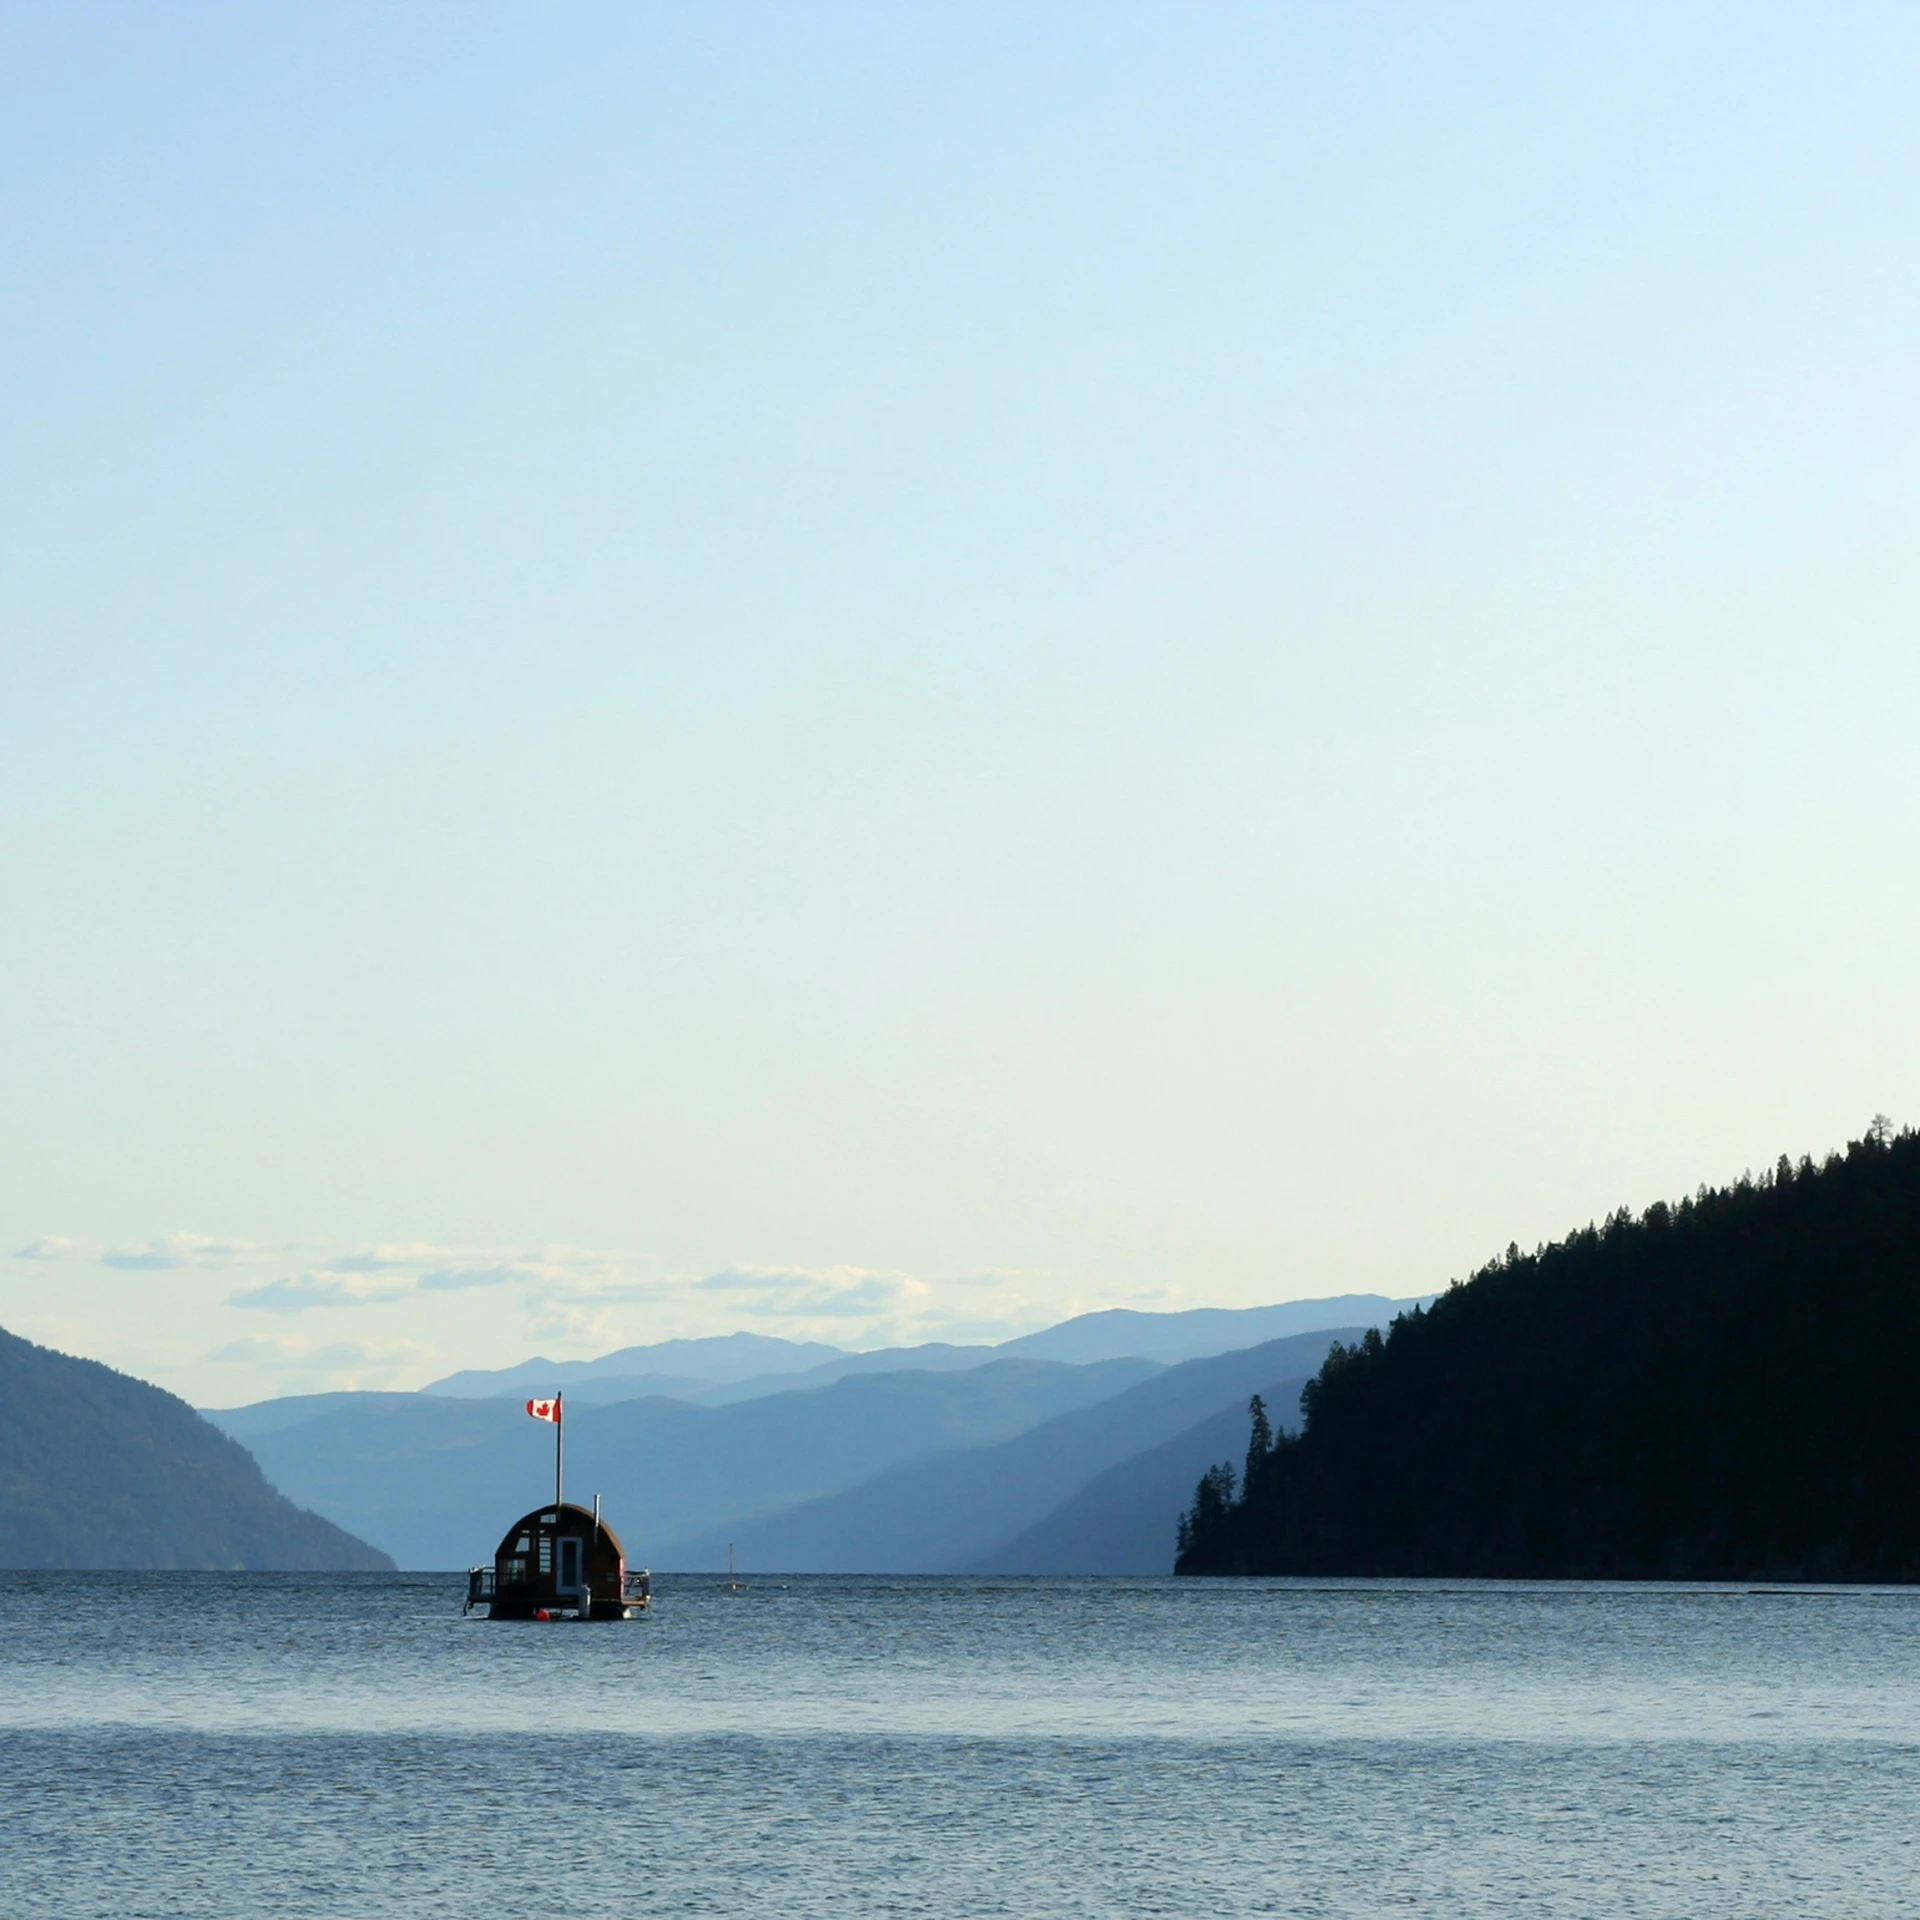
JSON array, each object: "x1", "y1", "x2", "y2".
[
  {"x1": 1177, "y1": 1461, "x2": 1238, "y2": 1561},
  {"x1": 1244, "y1": 1393, "x2": 1273, "y2": 1491}
]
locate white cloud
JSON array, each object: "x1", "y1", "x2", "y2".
[
  {"x1": 13, "y1": 1231, "x2": 278, "y2": 1270},
  {"x1": 518, "y1": 1260, "x2": 681, "y2": 1346},
  {"x1": 524, "y1": 1299, "x2": 624, "y2": 1347},
  {"x1": 415, "y1": 1264, "x2": 530, "y2": 1293},
  {"x1": 105, "y1": 1233, "x2": 271, "y2": 1271},
  {"x1": 531, "y1": 1278, "x2": 677, "y2": 1306},
  {"x1": 684, "y1": 1264, "x2": 1086, "y2": 1349},
  {"x1": 19, "y1": 1222, "x2": 1095, "y2": 1375},
  {"x1": 203, "y1": 1334, "x2": 429, "y2": 1394},
  {"x1": 11, "y1": 1235, "x2": 94, "y2": 1261},
  {"x1": 758, "y1": 1278, "x2": 922, "y2": 1318},
  {"x1": 122, "y1": 1234, "x2": 272, "y2": 1270},
  {"x1": 208, "y1": 1335, "x2": 375, "y2": 1365},
  {"x1": 227, "y1": 1272, "x2": 415, "y2": 1313},
  {"x1": 416, "y1": 1247, "x2": 621, "y2": 1291},
  {"x1": 700, "y1": 1263, "x2": 922, "y2": 1303},
  {"x1": 691, "y1": 1263, "x2": 946, "y2": 1327},
  {"x1": 331, "y1": 1243, "x2": 462, "y2": 1273},
  {"x1": 223, "y1": 1243, "x2": 663, "y2": 1317}
]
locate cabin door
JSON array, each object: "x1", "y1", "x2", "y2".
[{"x1": 556, "y1": 1536, "x2": 584, "y2": 1597}]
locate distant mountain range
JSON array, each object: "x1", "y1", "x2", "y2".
[
  {"x1": 976, "y1": 1394, "x2": 1291, "y2": 1575},
  {"x1": 414, "y1": 1296, "x2": 1416, "y2": 1407},
  {"x1": 201, "y1": 1298, "x2": 1405, "y2": 1572},
  {"x1": 655, "y1": 1330, "x2": 1354, "y2": 1573},
  {"x1": 0, "y1": 1327, "x2": 391, "y2": 1571},
  {"x1": 422, "y1": 1330, "x2": 848, "y2": 1398},
  {"x1": 212, "y1": 1355, "x2": 1166, "y2": 1569},
  {"x1": 993, "y1": 1300, "x2": 1407, "y2": 1366}
]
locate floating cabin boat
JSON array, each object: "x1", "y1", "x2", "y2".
[
  {"x1": 466, "y1": 1394, "x2": 651, "y2": 1620},
  {"x1": 466, "y1": 1502, "x2": 652, "y2": 1620}
]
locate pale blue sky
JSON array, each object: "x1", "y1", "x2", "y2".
[{"x1": 5, "y1": 4, "x2": 1918, "y2": 1404}]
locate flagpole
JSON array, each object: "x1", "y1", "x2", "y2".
[{"x1": 556, "y1": 1392, "x2": 564, "y2": 1510}]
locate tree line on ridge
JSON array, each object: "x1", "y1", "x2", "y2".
[{"x1": 1179, "y1": 1120, "x2": 1920, "y2": 1581}]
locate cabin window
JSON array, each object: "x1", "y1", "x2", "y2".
[
  {"x1": 538, "y1": 1535, "x2": 553, "y2": 1575},
  {"x1": 514, "y1": 1534, "x2": 532, "y2": 1554},
  {"x1": 501, "y1": 1557, "x2": 527, "y2": 1585},
  {"x1": 557, "y1": 1537, "x2": 583, "y2": 1594}
]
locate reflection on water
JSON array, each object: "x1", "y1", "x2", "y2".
[{"x1": 6, "y1": 1574, "x2": 1918, "y2": 1915}]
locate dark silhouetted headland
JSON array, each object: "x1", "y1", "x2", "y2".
[
  {"x1": 0, "y1": 1326, "x2": 394, "y2": 1570},
  {"x1": 1179, "y1": 1121, "x2": 1920, "y2": 1581}
]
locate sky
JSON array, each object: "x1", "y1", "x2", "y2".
[{"x1": 5, "y1": 4, "x2": 1919, "y2": 1407}]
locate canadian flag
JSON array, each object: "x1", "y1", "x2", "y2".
[{"x1": 526, "y1": 1396, "x2": 562, "y2": 1423}]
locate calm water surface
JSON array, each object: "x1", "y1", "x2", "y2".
[{"x1": 3, "y1": 1573, "x2": 1916, "y2": 1915}]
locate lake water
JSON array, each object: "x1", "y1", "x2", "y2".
[{"x1": 4, "y1": 1572, "x2": 1917, "y2": 1916}]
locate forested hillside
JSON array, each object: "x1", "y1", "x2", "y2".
[
  {"x1": 0, "y1": 1327, "x2": 392, "y2": 1570},
  {"x1": 1179, "y1": 1124, "x2": 1920, "y2": 1581}
]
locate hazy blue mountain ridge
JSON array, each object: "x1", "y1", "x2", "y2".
[
  {"x1": 213, "y1": 1390, "x2": 421, "y2": 1442},
  {"x1": 994, "y1": 1299, "x2": 1415, "y2": 1366},
  {"x1": 208, "y1": 1355, "x2": 1162, "y2": 1568},
  {"x1": 970, "y1": 1375, "x2": 1311, "y2": 1573},
  {"x1": 406, "y1": 1296, "x2": 1416, "y2": 1409},
  {"x1": 423, "y1": 1331, "x2": 845, "y2": 1397},
  {"x1": 432, "y1": 1344, "x2": 1006, "y2": 1410},
  {"x1": 655, "y1": 1328, "x2": 1364, "y2": 1572}
]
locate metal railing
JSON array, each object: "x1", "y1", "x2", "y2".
[{"x1": 466, "y1": 1563, "x2": 651, "y2": 1613}]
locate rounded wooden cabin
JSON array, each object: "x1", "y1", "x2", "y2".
[{"x1": 466, "y1": 1502, "x2": 651, "y2": 1620}]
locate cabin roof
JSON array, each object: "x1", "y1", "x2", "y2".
[{"x1": 494, "y1": 1501, "x2": 625, "y2": 1560}]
